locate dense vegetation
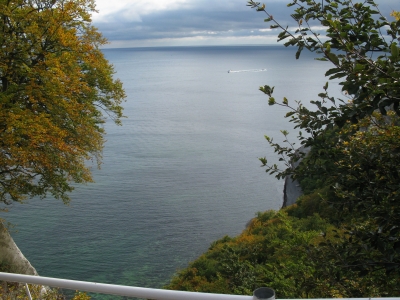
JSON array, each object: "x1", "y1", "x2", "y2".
[
  {"x1": 166, "y1": 0, "x2": 400, "y2": 297},
  {"x1": 166, "y1": 193, "x2": 399, "y2": 297}
]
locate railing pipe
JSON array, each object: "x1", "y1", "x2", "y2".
[
  {"x1": 0, "y1": 272, "x2": 252, "y2": 300},
  {"x1": 1, "y1": 272, "x2": 400, "y2": 300}
]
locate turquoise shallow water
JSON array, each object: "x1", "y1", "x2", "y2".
[{"x1": 2, "y1": 46, "x2": 340, "y2": 299}]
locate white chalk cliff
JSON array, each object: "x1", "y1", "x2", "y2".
[{"x1": 0, "y1": 221, "x2": 38, "y2": 275}]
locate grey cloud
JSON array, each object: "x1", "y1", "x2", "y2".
[
  {"x1": 95, "y1": 0, "x2": 295, "y2": 41},
  {"x1": 94, "y1": 0, "x2": 399, "y2": 44}
]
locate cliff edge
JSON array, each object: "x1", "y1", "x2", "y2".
[
  {"x1": 0, "y1": 221, "x2": 38, "y2": 275},
  {"x1": 282, "y1": 146, "x2": 310, "y2": 208}
]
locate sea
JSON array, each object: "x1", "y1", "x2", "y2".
[{"x1": 1, "y1": 45, "x2": 340, "y2": 299}]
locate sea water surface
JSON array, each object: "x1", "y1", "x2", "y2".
[{"x1": 2, "y1": 46, "x2": 341, "y2": 298}]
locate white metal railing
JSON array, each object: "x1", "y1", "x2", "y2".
[
  {"x1": 0, "y1": 272, "x2": 253, "y2": 300},
  {"x1": 0, "y1": 272, "x2": 400, "y2": 300}
]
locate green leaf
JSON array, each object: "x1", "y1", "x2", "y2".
[
  {"x1": 268, "y1": 97, "x2": 276, "y2": 105},
  {"x1": 354, "y1": 64, "x2": 365, "y2": 71},
  {"x1": 325, "y1": 68, "x2": 341, "y2": 76},
  {"x1": 329, "y1": 72, "x2": 347, "y2": 80},
  {"x1": 327, "y1": 52, "x2": 339, "y2": 65},
  {"x1": 256, "y1": 3, "x2": 265, "y2": 11},
  {"x1": 259, "y1": 157, "x2": 267, "y2": 165},
  {"x1": 295, "y1": 45, "x2": 304, "y2": 59},
  {"x1": 278, "y1": 31, "x2": 286, "y2": 38},
  {"x1": 391, "y1": 42, "x2": 399, "y2": 59}
]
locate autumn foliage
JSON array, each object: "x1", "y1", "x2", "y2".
[{"x1": 0, "y1": 0, "x2": 125, "y2": 205}]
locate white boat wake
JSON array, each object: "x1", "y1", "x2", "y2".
[{"x1": 227, "y1": 68, "x2": 267, "y2": 73}]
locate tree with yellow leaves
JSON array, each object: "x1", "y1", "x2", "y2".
[{"x1": 0, "y1": 0, "x2": 125, "y2": 205}]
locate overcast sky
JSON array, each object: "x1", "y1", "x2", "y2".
[{"x1": 91, "y1": 0, "x2": 399, "y2": 48}]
